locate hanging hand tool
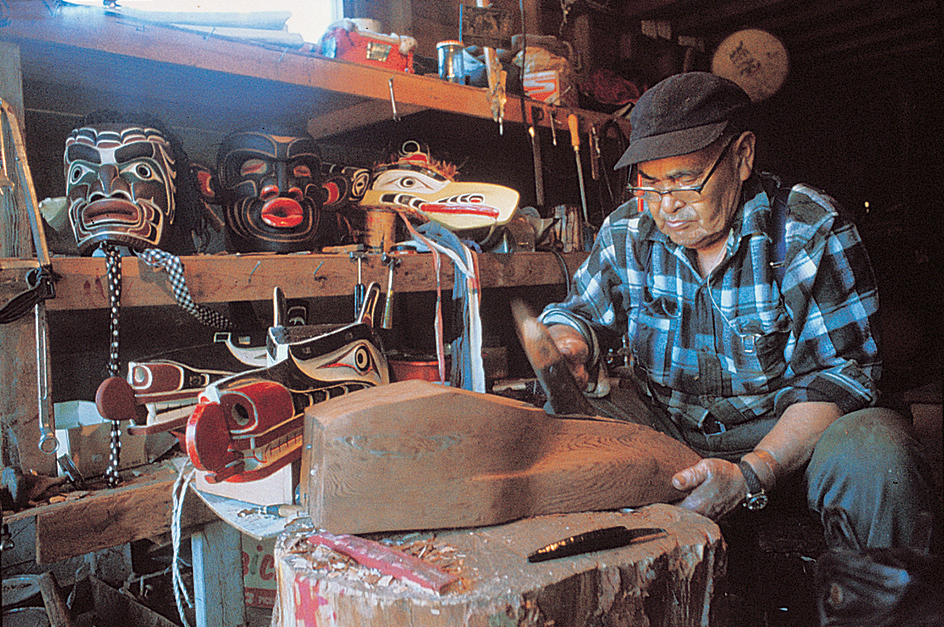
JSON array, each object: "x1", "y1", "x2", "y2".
[
  {"x1": 388, "y1": 77, "x2": 401, "y2": 122},
  {"x1": 589, "y1": 123, "x2": 601, "y2": 181},
  {"x1": 381, "y1": 253, "x2": 400, "y2": 330},
  {"x1": 1, "y1": 98, "x2": 58, "y2": 455},
  {"x1": 544, "y1": 103, "x2": 557, "y2": 146},
  {"x1": 350, "y1": 249, "x2": 367, "y2": 319},
  {"x1": 568, "y1": 113, "x2": 590, "y2": 224},
  {"x1": 528, "y1": 105, "x2": 546, "y2": 207}
]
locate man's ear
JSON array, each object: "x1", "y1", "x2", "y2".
[{"x1": 734, "y1": 131, "x2": 756, "y2": 181}]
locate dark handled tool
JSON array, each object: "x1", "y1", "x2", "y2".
[
  {"x1": 589, "y1": 123, "x2": 601, "y2": 181},
  {"x1": 511, "y1": 298, "x2": 593, "y2": 416},
  {"x1": 528, "y1": 525, "x2": 667, "y2": 563},
  {"x1": 528, "y1": 105, "x2": 545, "y2": 207},
  {"x1": 350, "y1": 249, "x2": 367, "y2": 319}
]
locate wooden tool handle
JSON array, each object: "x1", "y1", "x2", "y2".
[
  {"x1": 95, "y1": 376, "x2": 137, "y2": 423},
  {"x1": 309, "y1": 531, "x2": 459, "y2": 594},
  {"x1": 510, "y1": 298, "x2": 593, "y2": 416},
  {"x1": 568, "y1": 114, "x2": 580, "y2": 150}
]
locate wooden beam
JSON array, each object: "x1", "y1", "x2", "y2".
[
  {"x1": 306, "y1": 99, "x2": 424, "y2": 138},
  {"x1": 31, "y1": 461, "x2": 215, "y2": 563},
  {"x1": 8, "y1": 251, "x2": 585, "y2": 311},
  {"x1": 0, "y1": 41, "x2": 25, "y2": 131}
]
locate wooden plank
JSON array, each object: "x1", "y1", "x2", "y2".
[
  {"x1": 33, "y1": 461, "x2": 215, "y2": 563},
  {"x1": 0, "y1": 41, "x2": 56, "y2": 477},
  {"x1": 5, "y1": 251, "x2": 586, "y2": 311},
  {"x1": 0, "y1": 40, "x2": 25, "y2": 132},
  {"x1": 302, "y1": 380, "x2": 702, "y2": 534},
  {"x1": 192, "y1": 520, "x2": 246, "y2": 627},
  {"x1": 274, "y1": 505, "x2": 725, "y2": 627}
]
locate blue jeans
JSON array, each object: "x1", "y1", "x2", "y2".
[{"x1": 589, "y1": 384, "x2": 941, "y2": 550}]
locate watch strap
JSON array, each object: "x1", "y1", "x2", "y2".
[{"x1": 738, "y1": 460, "x2": 768, "y2": 510}]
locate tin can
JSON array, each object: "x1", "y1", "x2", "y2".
[{"x1": 437, "y1": 41, "x2": 465, "y2": 83}]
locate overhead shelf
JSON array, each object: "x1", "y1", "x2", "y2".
[{"x1": 2, "y1": 2, "x2": 630, "y2": 140}]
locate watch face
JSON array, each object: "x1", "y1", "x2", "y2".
[{"x1": 745, "y1": 493, "x2": 769, "y2": 511}]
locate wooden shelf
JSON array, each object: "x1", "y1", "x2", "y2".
[
  {"x1": 2, "y1": 2, "x2": 629, "y2": 140},
  {"x1": 0, "y1": 251, "x2": 587, "y2": 311}
]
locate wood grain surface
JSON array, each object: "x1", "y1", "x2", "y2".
[{"x1": 302, "y1": 380, "x2": 701, "y2": 534}]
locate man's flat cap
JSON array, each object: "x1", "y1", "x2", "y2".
[{"x1": 615, "y1": 72, "x2": 751, "y2": 169}]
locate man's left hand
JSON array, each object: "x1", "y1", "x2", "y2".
[{"x1": 672, "y1": 458, "x2": 747, "y2": 520}]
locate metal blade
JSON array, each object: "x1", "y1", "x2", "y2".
[{"x1": 528, "y1": 525, "x2": 667, "y2": 563}]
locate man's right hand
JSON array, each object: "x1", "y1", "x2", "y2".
[{"x1": 546, "y1": 324, "x2": 591, "y2": 389}]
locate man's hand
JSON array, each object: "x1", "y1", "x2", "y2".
[
  {"x1": 672, "y1": 458, "x2": 747, "y2": 520},
  {"x1": 546, "y1": 324, "x2": 591, "y2": 389}
]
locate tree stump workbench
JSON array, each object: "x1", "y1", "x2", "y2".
[{"x1": 272, "y1": 504, "x2": 725, "y2": 627}]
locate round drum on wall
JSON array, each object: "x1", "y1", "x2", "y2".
[{"x1": 711, "y1": 28, "x2": 789, "y2": 102}]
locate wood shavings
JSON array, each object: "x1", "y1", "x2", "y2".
[{"x1": 294, "y1": 532, "x2": 472, "y2": 595}]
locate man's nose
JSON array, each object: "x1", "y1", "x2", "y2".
[{"x1": 658, "y1": 193, "x2": 684, "y2": 214}]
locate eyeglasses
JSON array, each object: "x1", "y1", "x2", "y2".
[{"x1": 627, "y1": 138, "x2": 734, "y2": 205}]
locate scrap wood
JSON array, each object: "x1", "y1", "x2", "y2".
[{"x1": 308, "y1": 531, "x2": 460, "y2": 593}]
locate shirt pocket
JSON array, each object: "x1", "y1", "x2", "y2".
[
  {"x1": 726, "y1": 308, "x2": 791, "y2": 389},
  {"x1": 630, "y1": 290, "x2": 681, "y2": 382}
]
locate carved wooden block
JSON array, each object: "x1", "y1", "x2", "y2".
[{"x1": 302, "y1": 380, "x2": 701, "y2": 534}]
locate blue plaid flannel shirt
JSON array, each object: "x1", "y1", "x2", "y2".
[{"x1": 540, "y1": 172, "x2": 881, "y2": 434}]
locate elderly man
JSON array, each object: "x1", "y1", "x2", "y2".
[{"x1": 541, "y1": 72, "x2": 938, "y2": 549}]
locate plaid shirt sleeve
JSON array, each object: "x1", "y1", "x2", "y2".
[
  {"x1": 774, "y1": 183, "x2": 881, "y2": 414},
  {"x1": 539, "y1": 203, "x2": 643, "y2": 369}
]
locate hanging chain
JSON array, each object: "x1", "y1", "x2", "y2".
[{"x1": 102, "y1": 244, "x2": 123, "y2": 487}]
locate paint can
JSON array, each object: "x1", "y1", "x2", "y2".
[
  {"x1": 437, "y1": 40, "x2": 465, "y2": 83},
  {"x1": 364, "y1": 207, "x2": 397, "y2": 252}
]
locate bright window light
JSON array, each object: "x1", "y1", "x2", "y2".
[{"x1": 64, "y1": 1, "x2": 342, "y2": 43}]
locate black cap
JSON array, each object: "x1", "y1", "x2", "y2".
[{"x1": 614, "y1": 72, "x2": 751, "y2": 169}]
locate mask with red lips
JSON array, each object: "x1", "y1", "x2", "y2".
[{"x1": 218, "y1": 131, "x2": 324, "y2": 253}]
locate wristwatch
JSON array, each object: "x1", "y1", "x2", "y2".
[{"x1": 738, "y1": 460, "x2": 769, "y2": 511}]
